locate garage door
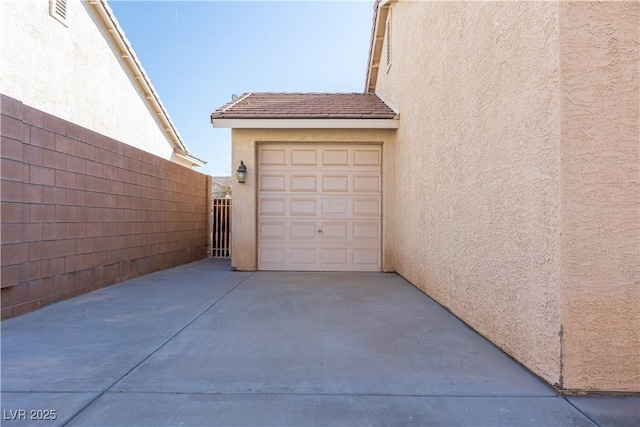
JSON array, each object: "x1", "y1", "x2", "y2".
[{"x1": 258, "y1": 144, "x2": 382, "y2": 271}]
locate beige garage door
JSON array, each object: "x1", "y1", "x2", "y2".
[{"x1": 258, "y1": 144, "x2": 382, "y2": 271}]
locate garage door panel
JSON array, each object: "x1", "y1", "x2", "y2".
[
  {"x1": 290, "y1": 248, "x2": 317, "y2": 265},
  {"x1": 259, "y1": 222, "x2": 286, "y2": 240},
  {"x1": 353, "y1": 222, "x2": 380, "y2": 240},
  {"x1": 353, "y1": 248, "x2": 380, "y2": 266},
  {"x1": 321, "y1": 222, "x2": 349, "y2": 240},
  {"x1": 321, "y1": 198, "x2": 349, "y2": 216},
  {"x1": 260, "y1": 148, "x2": 287, "y2": 165},
  {"x1": 260, "y1": 174, "x2": 286, "y2": 192},
  {"x1": 291, "y1": 198, "x2": 318, "y2": 216},
  {"x1": 322, "y1": 149, "x2": 349, "y2": 166},
  {"x1": 259, "y1": 198, "x2": 287, "y2": 216},
  {"x1": 322, "y1": 175, "x2": 349, "y2": 192},
  {"x1": 258, "y1": 243, "x2": 381, "y2": 272},
  {"x1": 291, "y1": 175, "x2": 318, "y2": 192},
  {"x1": 259, "y1": 247, "x2": 287, "y2": 264},
  {"x1": 353, "y1": 198, "x2": 381, "y2": 217},
  {"x1": 354, "y1": 149, "x2": 381, "y2": 166},
  {"x1": 258, "y1": 144, "x2": 381, "y2": 272},
  {"x1": 321, "y1": 248, "x2": 349, "y2": 265},
  {"x1": 291, "y1": 149, "x2": 318, "y2": 166},
  {"x1": 291, "y1": 222, "x2": 318, "y2": 240},
  {"x1": 354, "y1": 174, "x2": 381, "y2": 192}
]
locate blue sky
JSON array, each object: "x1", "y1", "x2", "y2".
[{"x1": 108, "y1": 0, "x2": 375, "y2": 177}]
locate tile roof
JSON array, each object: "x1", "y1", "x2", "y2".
[{"x1": 211, "y1": 93, "x2": 397, "y2": 120}]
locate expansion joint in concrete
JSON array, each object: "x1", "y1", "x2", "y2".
[{"x1": 60, "y1": 272, "x2": 254, "y2": 425}]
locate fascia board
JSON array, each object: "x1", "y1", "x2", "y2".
[
  {"x1": 175, "y1": 153, "x2": 206, "y2": 167},
  {"x1": 365, "y1": 1, "x2": 393, "y2": 92},
  {"x1": 173, "y1": 149, "x2": 207, "y2": 167},
  {"x1": 210, "y1": 119, "x2": 399, "y2": 129},
  {"x1": 89, "y1": 0, "x2": 203, "y2": 164}
]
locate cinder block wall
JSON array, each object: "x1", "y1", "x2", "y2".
[{"x1": 1, "y1": 95, "x2": 211, "y2": 319}]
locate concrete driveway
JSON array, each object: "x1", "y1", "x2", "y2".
[{"x1": 1, "y1": 258, "x2": 638, "y2": 426}]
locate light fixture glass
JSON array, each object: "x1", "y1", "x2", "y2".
[{"x1": 236, "y1": 160, "x2": 247, "y2": 184}]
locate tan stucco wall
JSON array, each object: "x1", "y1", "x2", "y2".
[
  {"x1": 0, "y1": 0, "x2": 174, "y2": 160},
  {"x1": 559, "y1": 2, "x2": 640, "y2": 392},
  {"x1": 374, "y1": 0, "x2": 639, "y2": 392},
  {"x1": 375, "y1": 0, "x2": 564, "y2": 386},
  {"x1": 231, "y1": 128, "x2": 396, "y2": 272}
]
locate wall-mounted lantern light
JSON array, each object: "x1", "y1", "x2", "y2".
[{"x1": 236, "y1": 160, "x2": 247, "y2": 184}]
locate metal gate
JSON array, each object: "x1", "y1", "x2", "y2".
[{"x1": 212, "y1": 198, "x2": 231, "y2": 258}]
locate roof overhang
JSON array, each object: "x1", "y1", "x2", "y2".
[
  {"x1": 173, "y1": 148, "x2": 206, "y2": 167},
  {"x1": 88, "y1": 0, "x2": 204, "y2": 167},
  {"x1": 211, "y1": 118, "x2": 399, "y2": 129},
  {"x1": 365, "y1": 0, "x2": 396, "y2": 93}
]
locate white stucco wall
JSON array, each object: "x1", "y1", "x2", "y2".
[{"x1": 0, "y1": 0, "x2": 174, "y2": 159}]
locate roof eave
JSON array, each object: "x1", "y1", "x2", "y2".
[
  {"x1": 211, "y1": 118, "x2": 399, "y2": 129},
  {"x1": 173, "y1": 148, "x2": 206, "y2": 167},
  {"x1": 88, "y1": 0, "x2": 203, "y2": 165},
  {"x1": 365, "y1": 0, "x2": 395, "y2": 93}
]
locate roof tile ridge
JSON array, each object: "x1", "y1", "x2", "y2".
[
  {"x1": 372, "y1": 93, "x2": 400, "y2": 117},
  {"x1": 221, "y1": 92, "x2": 252, "y2": 113}
]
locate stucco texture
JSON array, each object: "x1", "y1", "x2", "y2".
[
  {"x1": 374, "y1": 0, "x2": 639, "y2": 392},
  {"x1": 375, "y1": 0, "x2": 564, "y2": 386},
  {"x1": 0, "y1": 0, "x2": 174, "y2": 160},
  {"x1": 559, "y1": 2, "x2": 639, "y2": 392},
  {"x1": 230, "y1": 128, "x2": 396, "y2": 272}
]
